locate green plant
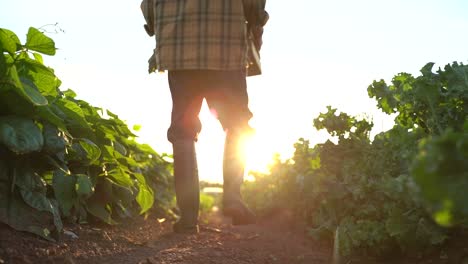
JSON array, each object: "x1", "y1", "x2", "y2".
[
  {"x1": 369, "y1": 62, "x2": 468, "y2": 227},
  {"x1": 244, "y1": 62, "x2": 468, "y2": 259},
  {"x1": 0, "y1": 27, "x2": 173, "y2": 240},
  {"x1": 412, "y1": 124, "x2": 468, "y2": 227},
  {"x1": 305, "y1": 108, "x2": 447, "y2": 257},
  {"x1": 199, "y1": 193, "x2": 215, "y2": 215}
]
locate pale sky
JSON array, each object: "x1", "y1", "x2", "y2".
[{"x1": 2, "y1": 0, "x2": 468, "y2": 182}]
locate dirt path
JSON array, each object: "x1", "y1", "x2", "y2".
[{"x1": 0, "y1": 209, "x2": 331, "y2": 264}]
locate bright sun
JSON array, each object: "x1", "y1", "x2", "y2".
[
  {"x1": 195, "y1": 102, "x2": 285, "y2": 183},
  {"x1": 241, "y1": 129, "x2": 280, "y2": 173}
]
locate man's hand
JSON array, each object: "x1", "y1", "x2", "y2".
[
  {"x1": 243, "y1": 0, "x2": 268, "y2": 51},
  {"x1": 251, "y1": 25, "x2": 264, "y2": 51},
  {"x1": 141, "y1": 0, "x2": 155, "y2": 36}
]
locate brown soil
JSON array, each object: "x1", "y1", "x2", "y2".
[{"x1": 0, "y1": 208, "x2": 331, "y2": 264}]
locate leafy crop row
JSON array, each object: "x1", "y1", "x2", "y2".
[
  {"x1": 243, "y1": 62, "x2": 468, "y2": 258},
  {"x1": 0, "y1": 27, "x2": 173, "y2": 241}
]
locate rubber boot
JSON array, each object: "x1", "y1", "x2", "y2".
[
  {"x1": 172, "y1": 139, "x2": 200, "y2": 234},
  {"x1": 222, "y1": 130, "x2": 256, "y2": 225}
]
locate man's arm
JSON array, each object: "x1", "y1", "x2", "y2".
[
  {"x1": 243, "y1": 0, "x2": 269, "y2": 50},
  {"x1": 243, "y1": 0, "x2": 269, "y2": 27},
  {"x1": 141, "y1": 0, "x2": 155, "y2": 36}
]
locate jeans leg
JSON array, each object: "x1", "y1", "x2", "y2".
[{"x1": 167, "y1": 70, "x2": 204, "y2": 143}]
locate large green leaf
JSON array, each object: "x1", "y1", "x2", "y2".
[
  {"x1": 68, "y1": 138, "x2": 101, "y2": 165},
  {"x1": 86, "y1": 200, "x2": 116, "y2": 225},
  {"x1": 78, "y1": 138, "x2": 101, "y2": 163},
  {"x1": 108, "y1": 167, "x2": 133, "y2": 187},
  {"x1": 0, "y1": 183, "x2": 58, "y2": 241},
  {"x1": 17, "y1": 58, "x2": 60, "y2": 97},
  {"x1": 19, "y1": 77, "x2": 48, "y2": 106},
  {"x1": 1, "y1": 62, "x2": 49, "y2": 107},
  {"x1": 86, "y1": 178, "x2": 116, "y2": 225},
  {"x1": 97, "y1": 124, "x2": 117, "y2": 141},
  {"x1": 20, "y1": 189, "x2": 62, "y2": 230},
  {"x1": 133, "y1": 172, "x2": 147, "y2": 185},
  {"x1": 133, "y1": 173, "x2": 154, "y2": 214},
  {"x1": 0, "y1": 28, "x2": 21, "y2": 55},
  {"x1": 52, "y1": 170, "x2": 76, "y2": 217},
  {"x1": 63, "y1": 89, "x2": 77, "y2": 98},
  {"x1": 44, "y1": 154, "x2": 68, "y2": 173},
  {"x1": 113, "y1": 140, "x2": 127, "y2": 156},
  {"x1": 0, "y1": 89, "x2": 36, "y2": 116},
  {"x1": 32, "y1": 52, "x2": 44, "y2": 64},
  {"x1": 42, "y1": 122, "x2": 66, "y2": 154},
  {"x1": 36, "y1": 105, "x2": 67, "y2": 132},
  {"x1": 25, "y1": 27, "x2": 56, "y2": 55},
  {"x1": 56, "y1": 99, "x2": 92, "y2": 130},
  {"x1": 75, "y1": 174, "x2": 94, "y2": 199},
  {"x1": 13, "y1": 165, "x2": 63, "y2": 236},
  {"x1": 101, "y1": 144, "x2": 115, "y2": 161},
  {"x1": 0, "y1": 59, "x2": 22, "y2": 92},
  {"x1": 14, "y1": 165, "x2": 47, "y2": 195},
  {"x1": 0, "y1": 116, "x2": 44, "y2": 154},
  {"x1": 112, "y1": 184, "x2": 134, "y2": 206},
  {"x1": 136, "y1": 183, "x2": 154, "y2": 214}
]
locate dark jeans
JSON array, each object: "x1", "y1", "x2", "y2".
[{"x1": 167, "y1": 70, "x2": 253, "y2": 143}]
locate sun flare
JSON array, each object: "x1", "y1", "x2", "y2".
[
  {"x1": 239, "y1": 131, "x2": 277, "y2": 174},
  {"x1": 196, "y1": 102, "x2": 290, "y2": 183}
]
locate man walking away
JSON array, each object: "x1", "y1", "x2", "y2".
[{"x1": 141, "y1": 0, "x2": 269, "y2": 234}]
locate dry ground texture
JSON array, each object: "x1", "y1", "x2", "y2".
[{"x1": 0, "y1": 208, "x2": 331, "y2": 264}]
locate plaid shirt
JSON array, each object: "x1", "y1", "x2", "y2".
[{"x1": 141, "y1": 0, "x2": 268, "y2": 72}]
